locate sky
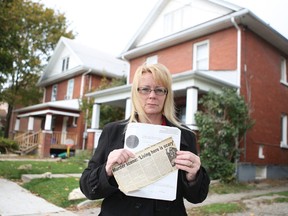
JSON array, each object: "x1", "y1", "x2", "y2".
[{"x1": 37, "y1": 0, "x2": 288, "y2": 56}]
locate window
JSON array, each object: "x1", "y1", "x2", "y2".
[
  {"x1": 51, "y1": 84, "x2": 58, "y2": 101},
  {"x1": 72, "y1": 117, "x2": 78, "y2": 127},
  {"x1": 280, "y1": 57, "x2": 287, "y2": 85},
  {"x1": 280, "y1": 114, "x2": 288, "y2": 148},
  {"x1": 258, "y1": 145, "x2": 265, "y2": 159},
  {"x1": 65, "y1": 79, "x2": 74, "y2": 100},
  {"x1": 146, "y1": 55, "x2": 158, "y2": 65},
  {"x1": 164, "y1": 6, "x2": 189, "y2": 35},
  {"x1": 193, "y1": 40, "x2": 209, "y2": 70},
  {"x1": 62, "y1": 56, "x2": 70, "y2": 72},
  {"x1": 177, "y1": 106, "x2": 186, "y2": 124},
  {"x1": 255, "y1": 166, "x2": 267, "y2": 180}
]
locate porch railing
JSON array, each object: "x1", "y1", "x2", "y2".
[
  {"x1": 14, "y1": 131, "x2": 78, "y2": 155},
  {"x1": 14, "y1": 130, "x2": 42, "y2": 154},
  {"x1": 51, "y1": 131, "x2": 78, "y2": 146}
]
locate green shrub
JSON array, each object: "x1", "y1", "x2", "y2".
[
  {"x1": 195, "y1": 88, "x2": 254, "y2": 183},
  {"x1": 0, "y1": 137, "x2": 19, "y2": 154}
]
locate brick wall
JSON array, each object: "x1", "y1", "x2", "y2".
[{"x1": 240, "y1": 29, "x2": 288, "y2": 165}]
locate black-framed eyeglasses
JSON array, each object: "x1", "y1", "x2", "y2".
[{"x1": 137, "y1": 87, "x2": 168, "y2": 96}]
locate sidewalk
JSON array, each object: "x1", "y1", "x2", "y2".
[
  {"x1": 0, "y1": 178, "x2": 77, "y2": 216},
  {"x1": 187, "y1": 179, "x2": 288, "y2": 208},
  {"x1": 75, "y1": 179, "x2": 288, "y2": 216},
  {"x1": 1, "y1": 176, "x2": 287, "y2": 216}
]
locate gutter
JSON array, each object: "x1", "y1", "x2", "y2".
[{"x1": 121, "y1": 9, "x2": 250, "y2": 59}]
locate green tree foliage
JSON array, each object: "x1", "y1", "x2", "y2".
[
  {"x1": 0, "y1": 0, "x2": 75, "y2": 137},
  {"x1": 195, "y1": 88, "x2": 254, "y2": 182},
  {"x1": 80, "y1": 76, "x2": 126, "y2": 129}
]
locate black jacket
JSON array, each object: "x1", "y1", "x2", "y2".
[{"x1": 80, "y1": 118, "x2": 210, "y2": 216}]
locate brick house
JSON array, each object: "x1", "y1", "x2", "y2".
[
  {"x1": 10, "y1": 37, "x2": 128, "y2": 157},
  {"x1": 85, "y1": 0, "x2": 288, "y2": 181}
]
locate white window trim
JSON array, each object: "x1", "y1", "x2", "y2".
[
  {"x1": 51, "y1": 84, "x2": 58, "y2": 102},
  {"x1": 280, "y1": 58, "x2": 288, "y2": 86},
  {"x1": 255, "y1": 166, "x2": 267, "y2": 180},
  {"x1": 258, "y1": 145, "x2": 265, "y2": 159},
  {"x1": 62, "y1": 56, "x2": 70, "y2": 72},
  {"x1": 164, "y1": 7, "x2": 185, "y2": 35},
  {"x1": 65, "y1": 79, "x2": 74, "y2": 100},
  {"x1": 146, "y1": 55, "x2": 158, "y2": 65},
  {"x1": 193, "y1": 40, "x2": 209, "y2": 71},
  {"x1": 280, "y1": 114, "x2": 288, "y2": 149}
]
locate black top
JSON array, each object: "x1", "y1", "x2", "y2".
[{"x1": 80, "y1": 118, "x2": 210, "y2": 216}]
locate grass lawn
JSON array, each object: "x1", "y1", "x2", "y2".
[
  {"x1": 1, "y1": 156, "x2": 287, "y2": 214},
  {"x1": 187, "y1": 202, "x2": 246, "y2": 216},
  {"x1": 0, "y1": 152, "x2": 92, "y2": 209},
  {"x1": 0, "y1": 160, "x2": 86, "y2": 179},
  {"x1": 22, "y1": 177, "x2": 86, "y2": 209}
]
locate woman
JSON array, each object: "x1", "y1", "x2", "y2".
[{"x1": 80, "y1": 63, "x2": 210, "y2": 216}]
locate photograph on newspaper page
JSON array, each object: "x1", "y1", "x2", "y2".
[
  {"x1": 122, "y1": 123, "x2": 181, "y2": 201},
  {"x1": 112, "y1": 137, "x2": 178, "y2": 194}
]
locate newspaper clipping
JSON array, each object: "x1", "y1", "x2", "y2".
[{"x1": 112, "y1": 137, "x2": 178, "y2": 194}]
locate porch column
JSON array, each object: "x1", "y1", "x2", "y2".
[
  {"x1": 14, "y1": 118, "x2": 20, "y2": 131},
  {"x1": 40, "y1": 113, "x2": 53, "y2": 158},
  {"x1": 125, "y1": 98, "x2": 131, "y2": 119},
  {"x1": 28, "y1": 116, "x2": 34, "y2": 131},
  {"x1": 44, "y1": 114, "x2": 52, "y2": 131},
  {"x1": 87, "y1": 103, "x2": 101, "y2": 151},
  {"x1": 91, "y1": 103, "x2": 100, "y2": 129},
  {"x1": 185, "y1": 87, "x2": 198, "y2": 127}
]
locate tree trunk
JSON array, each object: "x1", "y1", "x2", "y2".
[{"x1": 4, "y1": 104, "x2": 13, "y2": 138}]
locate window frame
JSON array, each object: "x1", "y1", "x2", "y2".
[
  {"x1": 62, "y1": 56, "x2": 70, "y2": 72},
  {"x1": 51, "y1": 84, "x2": 58, "y2": 102},
  {"x1": 163, "y1": 6, "x2": 189, "y2": 35},
  {"x1": 146, "y1": 55, "x2": 158, "y2": 65},
  {"x1": 66, "y1": 79, "x2": 74, "y2": 100},
  {"x1": 280, "y1": 114, "x2": 288, "y2": 149},
  {"x1": 193, "y1": 40, "x2": 209, "y2": 70},
  {"x1": 280, "y1": 57, "x2": 288, "y2": 86}
]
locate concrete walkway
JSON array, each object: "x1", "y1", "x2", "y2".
[
  {"x1": 1, "y1": 175, "x2": 287, "y2": 216},
  {"x1": 0, "y1": 178, "x2": 77, "y2": 216},
  {"x1": 75, "y1": 180, "x2": 288, "y2": 216},
  {"x1": 187, "y1": 181, "x2": 288, "y2": 208}
]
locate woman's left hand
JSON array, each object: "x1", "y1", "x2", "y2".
[{"x1": 174, "y1": 151, "x2": 201, "y2": 182}]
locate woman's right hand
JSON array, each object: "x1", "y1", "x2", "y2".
[{"x1": 105, "y1": 149, "x2": 135, "y2": 176}]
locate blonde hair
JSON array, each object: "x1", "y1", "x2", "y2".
[{"x1": 129, "y1": 63, "x2": 182, "y2": 128}]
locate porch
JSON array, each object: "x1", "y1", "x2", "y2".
[{"x1": 14, "y1": 130, "x2": 78, "y2": 157}]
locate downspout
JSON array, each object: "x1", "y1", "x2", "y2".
[
  {"x1": 80, "y1": 69, "x2": 92, "y2": 98},
  {"x1": 231, "y1": 16, "x2": 246, "y2": 175},
  {"x1": 80, "y1": 69, "x2": 92, "y2": 150},
  {"x1": 230, "y1": 16, "x2": 241, "y2": 92}
]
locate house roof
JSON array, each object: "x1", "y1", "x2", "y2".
[
  {"x1": 120, "y1": 0, "x2": 288, "y2": 59},
  {"x1": 38, "y1": 37, "x2": 129, "y2": 87},
  {"x1": 14, "y1": 99, "x2": 80, "y2": 118},
  {"x1": 87, "y1": 0, "x2": 276, "y2": 106}
]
